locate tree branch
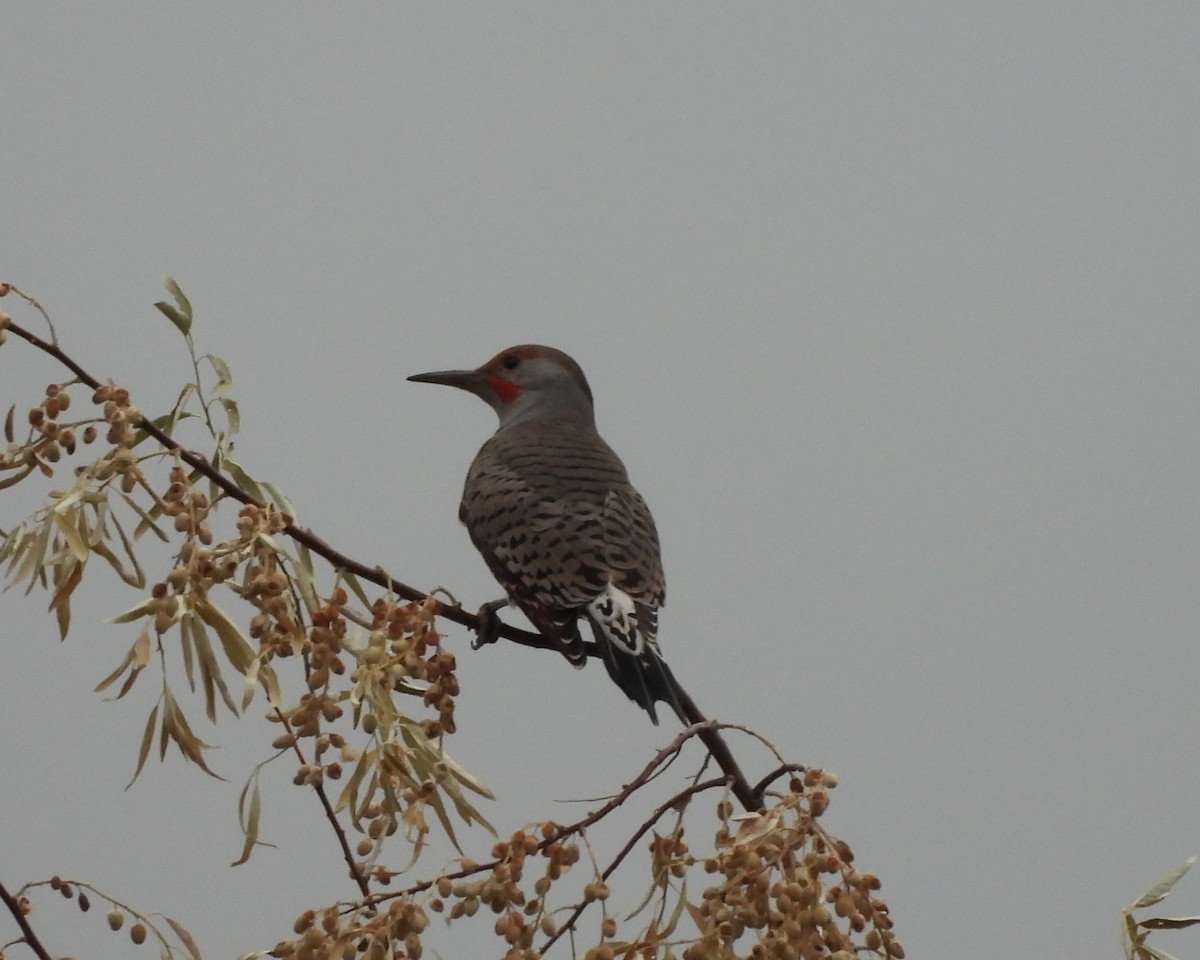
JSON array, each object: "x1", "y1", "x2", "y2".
[
  {"x1": 368, "y1": 721, "x2": 726, "y2": 910},
  {"x1": 4, "y1": 316, "x2": 768, "y2": 811},
  {"x1": 540, "y1": 774, "x2": 728, "y2": 953},
  {"x1": 0, "y1": 878, "x2": 53, "y2": 960}
]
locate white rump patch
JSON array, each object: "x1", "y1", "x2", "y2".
[{"x1": 586, "y1": 584, "x2": 643, "y2": 655}]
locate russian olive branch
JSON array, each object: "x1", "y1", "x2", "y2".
[
  {"x1": 355, "y1": 720, "x2": 779, "y2": 952},
  {"x1": 2, "y1": 310, "x2": 763, "y2": 811},
  {"x1": 270, "y1": 707, "x2": 374, "y2": 899}
]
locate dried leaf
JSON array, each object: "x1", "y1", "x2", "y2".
[
  {"x1": 242, "y1": 655, "x2": 279, "y2": 711},
  {"x1": 163, "y1": 916, "x2": 203, "y2": 960},
  {"x1": 190, "y1": 613, "x2": 238, "y2": 719},
  {"x1": 49, "y1": 558, "x2": 82, "y2": 639},
  {"x1": 123, "y1": 490, "x2": 170, "y2": 543},
  {"x1": 95, "y1": 637, "x2": 142, "y2": 694},
  {"x1": 335, "y1": 746, "x2": 376, "y2": 817},
  {"x1": 0, "y1": 462, "x2": 33, "y2": 490},
  {"x1": 1136, "y1": 945, "x2": 1182, "y2": 960},
  {"x1": 1140, "y1": 915, "x2": 1200, "y2": 930},
  {"x1": 193, "y1": 595, "x2": 255, "y2": 674},
  {"x1": 133, "y1": 628, "x2": 152, "y2": 668},
  {"x1": 16, "y1": 519, "x2": 51, "y2": 592},
  {"x1": 206, "y1": 354, "x2": 233, "y2": 395},
  {"x1": 110, "y1": 596, "x2": 160, "y2": 625},
  {"x1": 126, "y1": 704, "x2": 160, "y2": 788},
  {"x1": 162, "y1": 688, "x2": 224, "y2": 779},
  {"x1": 232, "y1": 773, "x2": 264, "y2": 867},
  {"x1": 180, "y1": 612, "x2": 199, "y2": 691}
]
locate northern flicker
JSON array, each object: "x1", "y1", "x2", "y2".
[{"x1": 408, "y1": 345, "x2": 687, "y2": 725}]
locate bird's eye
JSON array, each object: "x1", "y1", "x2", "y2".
[{"x1": 502, "y1": 355, "x2": 521, "y2": 370}]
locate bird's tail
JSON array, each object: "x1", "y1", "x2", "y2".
[{"x1": 590, "y1": 624, "x2": 689, "y2": 726}]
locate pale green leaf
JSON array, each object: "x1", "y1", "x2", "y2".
[
  {"x1": 154, "y1": 301, "x2": 190, "y2": 338},
  {"x1": 218, "y1": 396, "x2": 240, "y2": 436},
  {"x1": 342, "y1": 571, "x2": 372, "y2": 610},
  {"x1": 206, "y1": 353, "x2": 233, "y2": 394},
  {"x1": 260, "y1": 481, "x2": 294, "y2": 516},
  {"x1": 223, "y1": 457, "x2": 264, "y2": 503},
  {"x1": 1137, "y1": 945, "x2": 1182, "y2": 960},
  {"x1": 1133, "y1": 857, "x2": 1196, "y2": 909},
  {"x1": 156, "y1": 276, "x2": 193, "y2": 336}
]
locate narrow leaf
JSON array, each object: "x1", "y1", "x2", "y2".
[
  {"x1": 109, "y1": 596, "x2": 159, "y2": 625},
  {"x1": 193, "y1": 596, "x2": 255, "y2": 673},
  {"x1": 52, "y1": 508, "x2": 89, "y2": 561},
  {"x1": 206, "y1": 354, "x2": 233, "y2": 394},
  {"x1": 95, "y1": 640, "x2": 140, "y2": 694},
  {"x1": 1133, "y1": 857, "x2": 1196, "y2": 909},
  {"x1": 342, "y1": 572, "x2": 372, "y2": 610},
  {"x1": 0, "y1": 463, "x2": 35, "y2": 491},
  {"x1": 155, "y1": 301, "x2": 191, "y2": 337},
  {"x1": 1140, "y1": 916, "x2": 1200, "y2": 930},
  {"x1": 127, "y1": 704, "x2": 160, "y2": 788},
  {"x1": 158, "y1": 276, "x2": 193, "y2": 335},
  {"x1": 1137, "y1": 945, "x2": 1182, "y2": 960},
  {"x1": 260, "y1": 481, "x2": 294, "y2": 516},
  {"x1": 218, "y1": 396, "x2": 240, "y2": 436},
  {"x1": 223, "y1": 458, "x2": 264, "y2": 503},
  {"x1": 232, "y1": 775, "x2": 263, "y2": 866},
  {"x1": 120, "y1": 491, "x2": 169, "y2": 544},
  {"x1": 191, "y1": 615, "x2": 238, "y2": 718},
  {"x1": 163, "y1": 916, "x2": 203, "y2": 960}
]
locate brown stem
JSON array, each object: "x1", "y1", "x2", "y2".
[
  {"x1": 366, "y1": 721, "x2": 726, "y2": 910},
  {"x1": 274, "y1": 710, "x2": 371, "y2": 898},
  {"x1": 0, "y1": 878, "x2": 54, "y2": 960},
  {"x1": 539, "y1": 774, "x2": 728, "y2": 953}
]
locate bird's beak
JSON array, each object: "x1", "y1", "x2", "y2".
[{"x1": 407, "y1": 368, "x2": 489, "y2": 397}]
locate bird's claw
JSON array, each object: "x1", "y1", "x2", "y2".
[{"x1": 473, "y1": 598, "x2": 509, "y2": 650}]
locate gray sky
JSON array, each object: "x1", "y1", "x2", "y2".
[{"x1": 4, "y1": 4, "x2": 1199, "y2": 959}]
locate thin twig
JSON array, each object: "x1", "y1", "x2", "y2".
[
  {"x1": 750, "y1": 763, "x2": 808, "y2": 801},
  {"x1": 364, "y1": 721, "x2": 723, "y2": 910},
  {"x1": 540, "y1": 774, "x2": 728, "y2": 953},
  {"x1": 274, "y1": 709, "x2": 372, "y2": 898}
]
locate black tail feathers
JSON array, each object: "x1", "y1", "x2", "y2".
[{"x1": 593, "y1": 632, "x2": 689, "y2": 726}]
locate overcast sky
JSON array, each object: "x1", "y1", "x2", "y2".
[{"x1": 4, "y1": 5, "x2": 1199, "y2": 959}]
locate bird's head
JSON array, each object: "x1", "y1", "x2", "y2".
[{"x1": 408, "y1": 345, "x2": 595, "y2": 426}]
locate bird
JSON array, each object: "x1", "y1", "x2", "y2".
[{"x1": 408, "y1": 344, "x2": 688, "y2": 725}]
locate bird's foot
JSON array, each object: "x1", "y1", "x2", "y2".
[{"x1": 473, "y1": 598, "x2": 509, "y2": 649}]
